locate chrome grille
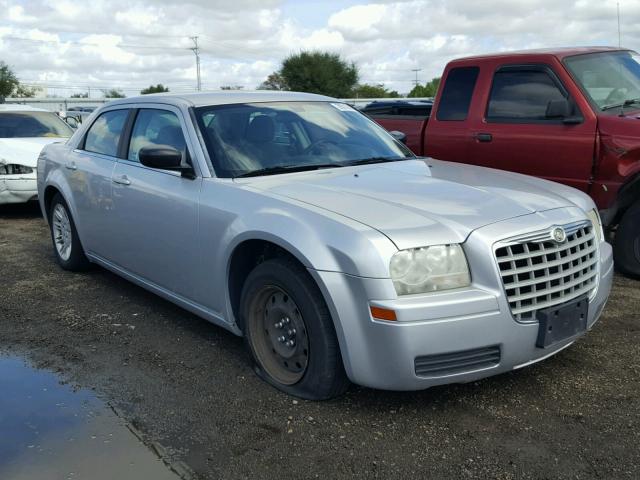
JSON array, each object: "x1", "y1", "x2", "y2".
[{"x1": 495, "y1": 222, "x2": 598, "y2": 322}]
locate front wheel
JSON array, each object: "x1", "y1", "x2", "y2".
[
  {"x1": 240, "y1": 257, "x2": 349, "y2": 400},
  {"x1": 48, "y1": 193, "x2": 91, "y2": 271},
  {"x1": 614, "y1": 201, "x2": 640, "y2": 278}
]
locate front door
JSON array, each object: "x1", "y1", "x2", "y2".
[
  {"x1": 109, "y1": 106, "x2": 201, "y2": 300},
  {"x1": 467, "y1": 64, "x2": 597, "y2": 192}
]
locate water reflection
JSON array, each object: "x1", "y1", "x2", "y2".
[{"x1": 0, "y1": 355, "x2": 181, "y2": 480}]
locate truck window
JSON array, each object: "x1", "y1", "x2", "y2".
[
  {"x1": 436, "y1": 67, "x2": 479, "y2": 121},
  {"x1": 487, "y1": 69, "x2": 566, "y2": 121}
]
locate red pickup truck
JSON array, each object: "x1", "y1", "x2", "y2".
[{"x1": 373, "y1": 47, "x2": 640, "y2": 277}]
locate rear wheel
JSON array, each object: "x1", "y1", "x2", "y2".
[
  {"x1": 49, "y1": 193, "x2": 91, "y2": 271},
  {"x1": 240, "y1": 257, "x2": 349, "y2": 400},
  {"x1": 614, "y1": 201, "x2": 640, "y2": 278}
]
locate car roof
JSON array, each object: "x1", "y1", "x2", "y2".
[
  {"x1": 0, "y1": 104, "x2": 50, "y2": 113},
  {"x1": 452, "y1": 46, "x2": 630, "y2": 63},
  {"x1": 106, "y1": 90, "x2": 336, "y2": 108}
]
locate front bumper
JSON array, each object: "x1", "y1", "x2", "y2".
[
  {"x1": 311, "y1": 209, "x2": 614, "y2": 391},
  {"x1": 0, "y1": 176, "x2": 38, "y2": 204}
]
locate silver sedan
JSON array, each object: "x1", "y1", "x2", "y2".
[{"x1": 37, "y1": 92, "x2": 613, "y2": 399}]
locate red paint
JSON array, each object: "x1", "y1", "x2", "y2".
[{"x1": 374, "y1": 47, "x2": 640, "y2": 219}]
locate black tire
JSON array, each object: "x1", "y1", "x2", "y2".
[
  {"x1": 240, "y1": 257, "x2": 350, "y2": 400},
  {"x1": 48, "y1": 193, "x2": 91, "y2": 271},
  {"x1": 614, "y1": 201, "x2": 640, "y2": 279}
]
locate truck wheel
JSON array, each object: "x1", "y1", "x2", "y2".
[
  {"x1": 240, "y1": 257, "x2": 349, "y2": 400},
  {"x1": 614, "y1": 201, "x2": 640, "y2": 279},
  {"x1": 49, "y1": 193, "x2": 91, "y2": 271}
]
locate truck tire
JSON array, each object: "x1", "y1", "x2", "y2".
[
  {"x1": 614, "y1": 201, "x2": 640, "y2": 279},
  {"x1": 240, "y1": 257, "x2": 350, "y2": 400},
  {"x1": 48, "y1": 193, "x2": 91, "y2": 271}
]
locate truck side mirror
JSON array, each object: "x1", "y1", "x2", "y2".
[
  {"x1": 545, "y1": 99, "x2": 572, "y2": 118},
  {"x1": 389, "y1": 130, "x2": 407, "y2": 145},
  {"x1": 546, "y1": 99, "x2": 583, "y2": 125}
]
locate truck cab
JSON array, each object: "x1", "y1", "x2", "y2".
[{"x1": 372, "y1": 47, "x2": 640, "y2": 277}]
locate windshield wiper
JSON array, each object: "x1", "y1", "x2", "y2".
[
  {"x1": 343, "y1": 156, "x2": 405, "y2": 166},
  {"x1": 234, "y1": 163, "x2": 344, "y2": 178},
  {"x1": 601, "y1": 98, "x2": 640, "y2": 111}
]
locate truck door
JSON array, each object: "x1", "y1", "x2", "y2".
[{"x1": 466, "y1": 64, "x2": 596, "y2": 192}]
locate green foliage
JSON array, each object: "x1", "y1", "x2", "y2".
[
  {"x1": 279, "y1": 51, "x2": 358, "y2": 98},
  {"x1": 351, "y1": 83, "x2": 400, "y2": 98},
  {"x1": 140, "y1": 84, "x2": 169, "y2": 95},
  {"x1": 258, "y1": 72, "x2": 288, "y2": 91},
  {"x1": 0, "y1": 61, "x2": 19, "y2": 102},
  {"x1": 408, "y1": 77, "x2": 441, "y2": 98},
  {"x1": 13, "y1": 84, "x2": 37, "y2": 98},
  {"x1": 103, "y1": 88, "x2": 125, "y2": 98},
  {"x1": 70, "y1": 92, "x2": 89, "y2": 98}
]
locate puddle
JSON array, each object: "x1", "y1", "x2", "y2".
[{"x1": 0, "y1": 355, "x2": 182, "y2": 480}]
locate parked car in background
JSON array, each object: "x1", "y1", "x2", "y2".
[
  {"x1": 372, "y1": 47, "x2": 640, "y2": 277},
  {"x1": 0, "y1": 104, "x2": 73, "y2": 204},
  {"x1": 38, "y1": 92, "x2": 612, "y2": 399},
  {"x1": 60, "y1": 106, "x2": 98, "y2": 128}
]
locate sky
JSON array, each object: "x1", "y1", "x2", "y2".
[{"x1": 0, "y1": 0, "x2": 638, "y2": 97}]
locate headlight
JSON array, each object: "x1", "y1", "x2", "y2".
[
  {"x1": 586, "y1": 208, "x2": 604, "y2": 242},
  {"x1": 389, "y1": 244, "x2": 471, "y2": 295},
  {"x1": 0, "y1": 164, "x2": 34, "y2": 175}
]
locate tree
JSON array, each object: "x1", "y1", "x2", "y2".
[
  {"x1": 70, "y1": 92, "x2": 89, "y2": 98},
  {"x1": 408, "y1": 77, "x2": 441, "y2": 98},
  {"x1": 103, "y1": 88, "x2": 125, "y2": 98},
  {"x1": 220, "y1": 85, "x2": 244, "y2": 90},
  {"x1": 350, "y1": 83, "x2": 400, "y2": 98},
  {"x1": 13, "y1": 84, "x2": 37, "y2": 98},
  {"x1": 279, "y1": 51, "x2": 358, "y2": 98},
  {"x1": 258, "y1": 72, "x2": 288, "y2": 91},
  {"x1": 140, "y1": 84, "x2": 169, "y2": 95},
  {"x1": 0, "y1": 61, "x2": 19, "y2": 102}
]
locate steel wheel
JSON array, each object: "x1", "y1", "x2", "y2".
[
  {"x1": 247, "y1": 285, "x2": 310, "y2": 385},
  {"x1": 52, "y1": 203, "x2": 72, "y2": 261}
]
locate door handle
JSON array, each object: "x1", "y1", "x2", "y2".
[
  {"x1": 473, "y1": 133, "x2": 493, "y2": 143},
  {"x1": 65, "y1": 161, "x2": 77, "y2": 170},
  {"x1": 112, "y1": 175, "x2": 131, "y2": 186}
]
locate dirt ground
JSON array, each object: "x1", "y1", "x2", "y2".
[{"x1": 1, "y1": 202, "x2": 639, "y2": 480}]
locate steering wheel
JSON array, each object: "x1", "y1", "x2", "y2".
[
  {"x1": 604, "y1": 87, "x2": 627, "y2": 105},
  {"x1": 301, "y1": 139, "x2": 340, "y2": 155}
]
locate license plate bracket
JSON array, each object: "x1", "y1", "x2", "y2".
[{"x1": 536, "y1": 295, "x2": 589, "y2": 348}]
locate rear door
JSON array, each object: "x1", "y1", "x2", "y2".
[
  {"x1": 466, "y1": 63, "x2": 597, "y2": 191},
  {"x1": 108, "y1": 105, "x2": 202, "y2": 299},
  {"x1": 68, "y1": 107, "x2": 130, "y2": 257},
  {"x1": 425, "y1": 66, "x2": 480, "y2": 162}
]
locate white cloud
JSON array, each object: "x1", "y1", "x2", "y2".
[{"x1": 0, "y1": 0, "x2": 638, "y2": 96}]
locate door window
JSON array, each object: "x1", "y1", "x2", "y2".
[
  {"x1": 127, "y1": 109, "x2": 187, "y2": 162},
  {"x1": 84, "y1": 109, "x2": 129, "y2": 157},
  {"x1": 436, "y1": 67, "x2": 479, "y2": 121},
  {"x1": 487, "y1": 69, "x2": 566, "y2": 121}
]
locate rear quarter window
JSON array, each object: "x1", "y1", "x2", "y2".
[
  {"x1": 436, "y1": 67, "x2": 479, "y2": 121},
  {"x1": 83, "y1": 109, "x2": 129, "y2": 157}
]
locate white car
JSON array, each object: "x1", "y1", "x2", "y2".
[{"x1": 0, "y1": 105, "x2": 73, "y2": 204}]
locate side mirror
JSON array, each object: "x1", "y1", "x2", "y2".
[
  {"x1": 139, "y1": 145, "x2": 195, "y2": 178},
  {"x1": 389, "y1": 130, "x2": 407, "y2": 145},
  {"x1": 545, "y1": 99, "x2": 572, "y2": 118},
  {"x1": 546, "y1": 99, "x2": 583, "y2": 125},
  {"x1": 65, "y1": 116, "x2": 80, "y2": 129}
]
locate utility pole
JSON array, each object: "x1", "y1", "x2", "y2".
[
  {"x1": 617, "y1": 2, "x2": 621, "y2": 47},
  {"x1": 411, "y1": 68, "x2": 421, "y2": 87},
  {"x1": 190, "y1": 36, "x2": 202, "y2": 91}
]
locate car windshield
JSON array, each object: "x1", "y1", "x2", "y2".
[
  {"x1": 0, "y1": 112, "x2": 73, "y2": 138},
  {"x1": 195, "y1": 101, "x2": 414, "y2": 178},
  {"x1": 565, "y1": 51, "x2": 640, "y2": 111}
]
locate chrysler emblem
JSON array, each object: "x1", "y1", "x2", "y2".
[{"x1": 551, "y1": 227, "x2": 567, "y2": 243}]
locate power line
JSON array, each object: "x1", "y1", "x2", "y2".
[
  {"x1": 411, "y1": 68, "x2": 421, "y2": 86},
  {"x1": 1, "y1": 35, "x2": 192, "y2": 52}
]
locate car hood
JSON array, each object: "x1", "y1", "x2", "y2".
[
  {"x1": 241, "y1": 159, "x2": 580, "y2": 250},
  {"x1": 0, "y1": 137, "x2": 67, "y2": 168}
]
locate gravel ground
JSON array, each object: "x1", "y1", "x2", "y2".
[{"x1": 1, "y1": 202, "x2": 639, "y2": 480}]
